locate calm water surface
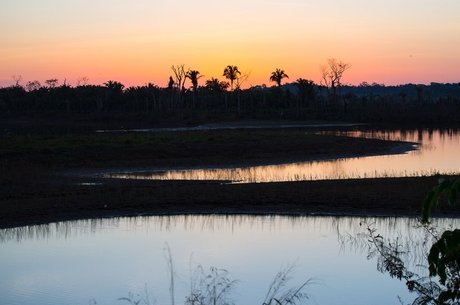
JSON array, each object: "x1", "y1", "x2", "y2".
[
  {"x1": 1, "y1": 215, "x2": 458, "y2": 305},
  {"x1": 106, "y1": 129, "x2": 460, "y2": 183}
]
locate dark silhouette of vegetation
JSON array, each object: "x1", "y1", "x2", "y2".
[
  {"x1": 45, "y1": 78, "x2": 59, "y2": 89},
  {"x1": 12, "y1": 75, "x2": 22, "y2": 87},
  {"x1": 117, "y1": 249, "x2": 311, "y2": 305},
  {"x1": 1, "y1": 63, "x2": 460, "y2": 127},
  {"x1": 223, "y1": 65, "x2": 241, "y2": 91},
  {"x1": 365, "y1": 178, "x2": 460, "y2": 305},
  {"x1": 186, "y1": 70, "x2": 203, "y2": 92},
  {"x1": 205, "y1": 78, "x2": 229, "y2": 92},
  {"x1": 168, "y1": 76, "x2": 175, "y2": 90},
  {"x1": 422, "y1": 178, "x2": 460, "y2": 224},
  {"x1": 172, "y1": 65, "x2": 187, "y2": 92},
  {"x1": 270, "y1": 69, "x2": 289, "y2": 87},
  {"x1": 294, "y1": 78, "x2": 315, "y2": 117},
  {"x1": 320, "y1": 58, "x2": 350, "y2": 101}
]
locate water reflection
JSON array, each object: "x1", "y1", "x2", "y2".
[
  {"x1": 105, "y1": 129, "x2": 460, "y2": 183},
  {"x1": 2, "y1": 214, "x2": 457, "y2": 245},
  {"x1": 1, "y1": 215, "x2": 459, "y2": 305}
]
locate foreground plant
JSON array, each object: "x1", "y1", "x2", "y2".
[
  {"x1": 118, "y1": 260, "x2": 312, "y2": 305},
  {"x1": 185, "y1": 266, "x2": 238, "y2": 305},
  {"x1": 262, "y1": 265, "x2": 313, "y2": 305},
  {"x1": 366, "y1": 178, "x2": 460, "y2": 305}
]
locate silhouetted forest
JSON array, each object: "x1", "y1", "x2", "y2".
[{"x1": 2, "y1": 77, "x2": 460, "y2": 126}]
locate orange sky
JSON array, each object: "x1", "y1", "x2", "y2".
[{"x1": 1, "y1": 0, "x2": 459, "y2": 88}]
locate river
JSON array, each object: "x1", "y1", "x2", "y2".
[
  {"x1": 1, "y1": 215, "x2": 458, "y2": 305},
  {"x1": 104, "y1": 129, "x2": 460, "y2": 183}
]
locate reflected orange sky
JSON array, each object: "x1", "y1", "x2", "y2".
[
  {"x1": 106, "y1": 129, "x2": 460, "y2": 183},
  {"x1": 1, "y1": 0, "x2": 459, "y2": 87}
]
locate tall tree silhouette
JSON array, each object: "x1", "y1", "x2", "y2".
[
  {"x1": 294, "y1": 78, "x2": 315, "y2": 117},
  {"x1": 295, "y1": 78, "x2": 315, "y2": 103},
  {"x1": 171, "y1": 65, "x2": 187, "y2": 91},
  {"x1": 167, "y1": 76, "x2": 175, "y2": 90},
  {"x1": 320, "y1": 58, "x2": 350, "y2": 100},
  {"x1": 186, "y1": 70, "x2": 203, "y2": 92},
  {"x1": 270, "y1": 68, "x2": 289, "y2": 87},
  {"x1": 223, "y1": 65, "x2": 241, "y2": 91}
]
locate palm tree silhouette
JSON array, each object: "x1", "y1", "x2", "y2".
[
  {"x1": 270, "y1": 69, "x2": 289, "y2": 87},
  {"x1": 186, "y1": 70, "x2": 202, "y2": 92},
  {"x1": 223, "y1": 65, "x2": 241, "y2": 91},
  {"x1": 103, "y1": 80, "x2": 124, "y2": 93}
]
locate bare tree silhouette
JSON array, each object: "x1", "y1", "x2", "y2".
[
  {"x1": 235, "y1": 71, "x2": 250, "y2": 91},
  {"x1": 171, "y1": 65, "x2": 187, "y2": 92},
  {"x1": 12, "y1": 75, "x2": 22, "y2": 87},
  {"x1": 45, "y1": 79, "x2": 59, "y2": 89},
  {"x1": 76, "y1": 76, "x2": 89, "y2": 87},
  {"x1": 320, "y1": 58, "x2": 350, "y2": 101},
  {"x1": 270, "y1": 69, "x2": 289, "y2": 87}
]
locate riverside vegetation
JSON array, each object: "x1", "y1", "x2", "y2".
[
  {"x1": 2, "y1": 63, "x2": 460, "y2": 129},
  {"x1": 1, "y1": 64, "x2": 459, "y2": 227}
]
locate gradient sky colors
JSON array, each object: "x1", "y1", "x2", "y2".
[{"x1": 1, "y1": 0, "x2": 459, "y2": 88}]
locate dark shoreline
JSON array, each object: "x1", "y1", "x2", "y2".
[
  {"x1": 1, "y1": 123, "x2": 458, "y2": 229},
  {"x1": 2, "y1": 174, "x2": 459, "y2": 230}
]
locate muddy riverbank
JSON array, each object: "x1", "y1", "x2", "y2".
[{"x1": 1, "y1": 124, "x2": 458, "y2": 228}]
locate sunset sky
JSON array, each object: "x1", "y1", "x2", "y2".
[{"x1": 1, "y1": 0, "x2": 459, "y2": 88}]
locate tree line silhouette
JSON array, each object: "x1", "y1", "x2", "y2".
[{"x1": 2, "y1": 61, "x2": 460, "y2": 125}]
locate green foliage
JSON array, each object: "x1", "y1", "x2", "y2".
[
  {"x1": 428, "y1": 229, "x2": 460, "y2": 303},
  {"x1": 422, "y1": 178, "x2": 460, "y2": 223},
  {"x1": 366, "y1": 178, "x2": 460, "y2": 305}
]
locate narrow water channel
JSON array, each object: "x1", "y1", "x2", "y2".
[{"x1": 105, "y1": 129, "x2": 460, "y2": 183}]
